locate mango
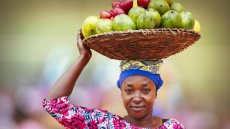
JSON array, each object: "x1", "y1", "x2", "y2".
[
  {"x1": 113, "y1": 14, "x2": 136, "y2": 31},
  {"x1": 170, "y1": 2, "x2": 184, "y2": 13},
  {"x1": 96, "y1": 19, "x2": 113, "y2": 34},
  {"x1": 181, "y1": 11, "x2": 195, "y2": 29},
  {"x1": 128, "y1": 6, "x2": 146, "y2": 24},
  {"x1": 160, "y1": 10, "x2": 182, "y2": 28},
  {"x1": 148, "y1": 0, "x2": 170, "y2": 15},
  {"x1": 137, "y1": 9, "x2": 161, "y2": 29}
]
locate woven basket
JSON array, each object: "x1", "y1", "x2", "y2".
[{"x1": 82, "y1": 28, "x2": 201, "y2": 60}]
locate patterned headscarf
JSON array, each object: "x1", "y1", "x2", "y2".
[{"x1": 117, "y1": 60, "x2": 163, "y2": 91}]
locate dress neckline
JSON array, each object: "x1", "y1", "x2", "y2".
[{"x1": 120, "y1": 115, "x2": 171, "y2": 129}]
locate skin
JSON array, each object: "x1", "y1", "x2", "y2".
[
  {"x1": 121, "y1": 75, "x2": 162, "y2": 128},
  {"x1": 46, "y1": 30, "x2": 163, "y2": 128}
]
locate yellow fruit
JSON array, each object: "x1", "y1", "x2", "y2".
[
  {"x1": 165, "y1": 0, "x2": 173, "y2": 5},
  {"x1": 193, "y1": 20, "x2": 201, "y2": 32},
  {"x1": 82, "y1": 16, "x2": 100, "y2": 38},
  {"x1": 133, "y1": 0, "x2": 138, "y2": 7}
]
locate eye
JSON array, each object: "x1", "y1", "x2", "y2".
[
  {"x1": 142, "y1": 88, "x2": 150, "y2": 94},
  {"x1": 125, "y1": 89, "x2": 134, "y2": 94}
]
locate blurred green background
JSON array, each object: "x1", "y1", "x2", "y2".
[{"x1": 0, "y1": 0, "x2": 230, "y2": 129}]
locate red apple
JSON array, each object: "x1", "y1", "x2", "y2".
[
  {"x1": 113, "y1": 8, "x2": 126, "y2": 17},
  {"x1": 112, "y1": 1, "x2": 121, "y2": 9},
  {"x1": 120, "y1": 0, "x2": 133, "y2": 13},
  {"x1": 108, "y1": 10, "x2": 114, "y2": 19},
  {"x1": 137, "y1": 0, "x2": 151, "y2": 9},
  {"x1": 100, "y1": 10, "x2": 113, "y2": 19}
]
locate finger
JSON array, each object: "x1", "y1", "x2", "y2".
[
  {"x1": 77, "y1": 32, "x2": 80, "y2": 41},
  {"x1": 77, "y1": 28, "x2": 83, "y2": 39},
  {"x1": 77, "y1": 28, "x2": 84, "y2": 39},
  {"x1": 80, "y1": 29, "x2": 84, "y2": 39}
]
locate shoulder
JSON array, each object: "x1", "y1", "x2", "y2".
[
  {"x1": 161, "y1": 118, "x2": 186, "y2": 129},
  {"x1": 42, "y1": 96, "x2": 111, "y2": 115}
]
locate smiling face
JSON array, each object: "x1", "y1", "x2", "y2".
[{"x1": 121, "y1": 75, "x2": 157, "y2": 120}]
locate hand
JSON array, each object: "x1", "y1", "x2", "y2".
[{"x1": 77, "y1": 29, "x2": 92, "y2": 60}]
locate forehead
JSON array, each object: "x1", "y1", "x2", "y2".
[{"x1": 122, "y1": 75, "x2": 155, "y2": 87}]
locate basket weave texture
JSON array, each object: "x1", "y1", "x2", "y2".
[{"x1": 82, "y1": 28, "x2": 201, "y2": 60}]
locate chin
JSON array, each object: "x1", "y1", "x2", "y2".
[{"x1": 130, "y1": 112, "x2": 147, "y2": 120}]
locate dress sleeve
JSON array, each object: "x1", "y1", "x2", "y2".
[{"x1": 42, "y1": 96, "x2": 107, "y2": 129}]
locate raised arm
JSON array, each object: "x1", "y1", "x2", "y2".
[{"x1": 46, "y1": 31, "x2": 92, "y2": 100}]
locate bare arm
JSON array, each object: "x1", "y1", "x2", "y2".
[{"x1": 46, "y1": 31, "x2": 92, "y2": 100}]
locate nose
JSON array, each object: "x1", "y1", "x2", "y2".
[{"x1": 132, "y1": 92, "x2": 143, "y2": 103}]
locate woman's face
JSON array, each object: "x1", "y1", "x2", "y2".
[{"x1": 121, "y1": 75, "x2": 156, "y2": 120}]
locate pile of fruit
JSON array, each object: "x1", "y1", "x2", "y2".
[{"x1": 82, "y1": 0, "x2": 200, "y2": 38}]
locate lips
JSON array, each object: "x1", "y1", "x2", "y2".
[{"x1": 130, "y1": 105, "x2": 145, "y2": 111}]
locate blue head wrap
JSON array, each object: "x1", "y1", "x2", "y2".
[{"x1": 117, "y1": 60, "x2": 164, "y2": 91}]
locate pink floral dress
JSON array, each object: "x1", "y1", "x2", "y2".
[{"x1": 42, "y1": 96, "x2": 185, "y2": 129}]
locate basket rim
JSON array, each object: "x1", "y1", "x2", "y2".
[
  {"x1": 82, "y1": 28, "x2": 201, "y2": 60},
  {"x1": 83, "y1": 28, "x2": 200, "y2": 42}
]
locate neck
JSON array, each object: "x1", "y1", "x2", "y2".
[{"x1": 124, "y1": 114, "x2": 161, "y2": 128}]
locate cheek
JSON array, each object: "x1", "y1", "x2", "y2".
[
  {"x1": 143, "y1": 92, "x2": 156, "y2": 104},
  {"x1": 121, "y1": 92, "x2": 132, "y2": 106}
]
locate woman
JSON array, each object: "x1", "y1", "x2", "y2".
[{"x1": 42, "y1": 32, "x2": 185, "y2": 129}]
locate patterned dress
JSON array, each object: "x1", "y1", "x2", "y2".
[{"x1": 42, "y1": 96, "x2": 185, "y2": 129}]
